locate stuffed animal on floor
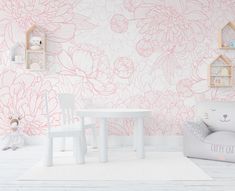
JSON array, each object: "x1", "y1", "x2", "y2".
[{"x1": 2, "y1": 116, "x2": 25, "y2": 151}]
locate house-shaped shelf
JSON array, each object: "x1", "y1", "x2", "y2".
[
  {"x1": 219, "y1": 22, "x2": 235, "y2": 49},
  {"x1": 10, "y1": 43, "x2": 24, "y2": 64},
  {"x1": 25, "y1": 25, "x2": 46, "y2": 71},
  {"x1": 209, "y1": 55, "x2": 233, "y2": 87}
]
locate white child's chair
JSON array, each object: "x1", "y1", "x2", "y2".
[
  {"x1": 44, "y1": 93, "x2": 96, "y2": 166},
  {"x1": 58, "y1": 94, "x2": 97, "y2": 152}
]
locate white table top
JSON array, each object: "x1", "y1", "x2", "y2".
[{"x1": 77, "y1": 109, "x2": 151, "y2": 118}]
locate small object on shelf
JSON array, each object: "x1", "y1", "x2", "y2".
[
  {"x1": 25, "y1": 25, "x2": 46, "y2": 71},
  {"x1": 214, "y1": 77, "x2": 222, "y2": 86},
  {"x1": 222, "y1": 42, "x2": 229, "y2": 47},
  {"x1": 208, "y1": 55, "x2": 233, "y2": 87},
  {"x1": 15, "y1": 55, "x2": 23, "y2": 63},
  {"x1": 229, "y1": 39, "x2": 235, "y2": 48},
  {"x1": 10, "y1": 43, "x2": 24, "y2": 64},
  {"x1": 30, "y1": 36, "x2": 42, "y2": 50},
  {"x1": 220, "y1": 67, "x2": 229, "y2": 76},
  {"x1": 218, "y1": 21, "x2": 235, "y2": 49}
]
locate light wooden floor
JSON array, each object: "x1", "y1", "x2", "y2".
[{"x1": 0, "y1": 145, "x2": 235, "y2": 191}]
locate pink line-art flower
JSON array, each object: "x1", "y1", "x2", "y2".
[
  {"x1": 117, "y1": 1, "x2": 209, "y2": 83},
  {"x1": 57, "y1": 44, "x2": 116, "y2": 97},
  {"x1": 0, "y1": 0, "x2": 96, "y2": 54},
  {"x1": 109, "y1": 91, "x2": 193, "y2": 135},
  {"x1": 147, "y1": 90, "x2": 194, "y2": 135},
  {"x1": 110, "y1": 14, "x2": 129, "y2": 33},
  {"x1": 134, "y1": 3, "x2": 207, "y2": 53},
  {"x1": 175, "y1": 47, "x2": 235, "y2": 102},
  {"x1": 200, "y1": 0, "x2": 235, "y2": 30},
  {"x1": 0, "y1": 69, "x2": 59, "y2": 136},
  {"x1": 113, "y1": 57, "x2": 135, "y2": 79},
  {"x1": 123, "y1": 0, "x2": 141, "y2": 12},
  {"x1": 176, "y1": 79, "x2": 198, "y2": 98},
  {"x1": 136, "y1": 39, "x2": 155, "y2": 57}
]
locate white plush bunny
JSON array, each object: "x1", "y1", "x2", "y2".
[
  {"x1": 2, "y1": 116, "x2": 25, "y2": 151},
  {"x1": 30, "y1": 36, "x2": 42, "y2": 50}
]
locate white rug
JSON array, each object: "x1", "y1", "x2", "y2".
[{"x1": 19, "y1": 150, "x2": 212, "y2": 181}]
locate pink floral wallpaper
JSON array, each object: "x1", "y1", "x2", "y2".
[{"x1": 0, "y1": 0, "x2": 235, "y2": 136}]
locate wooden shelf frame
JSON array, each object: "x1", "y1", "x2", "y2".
[
  {"x1": 25, "y1": 25, "x2": 46, "y2": 71},
  {"x1": 219, "y1": 21, "x2": 235, "y2": 49},
  {"x1": 208, "y1": 55, "x2": 233, "y2": 87}
]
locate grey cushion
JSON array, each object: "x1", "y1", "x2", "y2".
[
  {"x1": 205, "y1": 131, "x2": 235, "y2": 145},
  {"x1": 183, "y1": 101, "x2": 235, "y2": 162}
]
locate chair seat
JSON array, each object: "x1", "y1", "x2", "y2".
[
  {"x1": 49, "y1": 122, "x2": 95, "y2": 137},
  {"x1": 49, "y1": 122, "x2": 82, "y2": 137}
]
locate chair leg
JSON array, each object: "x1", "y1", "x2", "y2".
[
  {"x1": 133, "y1": 124, "x2": 137, "y2": 151},
  {"x1": 136, "y1": 118, "x2": 145, "y2": 159},
  {"x1": 73, "y1": 137, "x2": 77, "y2": 157},
  {"x1": 91, "y1": 126, "x2": 97, "y2": 148},
  {"x1": 60, "y1": 137, "x2": 66, "y2": 151},
  {"x1": 81, "y1": 129, "x2": 87, "y2": 154},
  {"x1": 45, "y1": 137, "x2": 53, "y2": 167},
  {"x1": 74, "y1": 136, "x2": 85, "y2": 164}
]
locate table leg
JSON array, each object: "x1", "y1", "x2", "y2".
[
  {"x1": 74, "y1": 135, "x2": 85, "y2": 164},
  {"x1": 99, "y1": 118, "x2": 108, "y2": 162},
  {"x1": 80, "y1": 117, "x2": 87, "y2": 154},
  {"x1": 133, "y1": 121, "x2": 137, "y2": 151},
  {"x1": 45, "y1": 137, "x2": 53, "y2": 166},
  {"x1": 137, "y1": 118, "x2": 145, "y2": 159},
  {"x1": 60, "y1": 137, "x2": 65, "y2": 152}
]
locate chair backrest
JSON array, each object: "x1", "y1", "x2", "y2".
[{"x1": 58, "y1": 93, "x2": 76, "y2": 125}]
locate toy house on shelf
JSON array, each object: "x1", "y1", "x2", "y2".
[
  {"x1": 25, "y1": 25, "x2": 46, "y2": 71},
  {"x1": 10, "y1": 43, "x2": 24, "y2": 64},
  {"x1": 209, "y1": 55, "x2": 233, "y2": 87},
  {"x1": 219, "y1": 22, "x2": 235, "y2": 49}
]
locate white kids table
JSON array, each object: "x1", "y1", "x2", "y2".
[{"x1": 77, "y1": 109, "x2": 151, "y2": 162}]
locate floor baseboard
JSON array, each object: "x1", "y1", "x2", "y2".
[
  {"x1": 23, "y1": 135, "x2": 182, "y2": 149},
  {"x1": 0, "y1": 135, "x2": 183, "y2": 151}
]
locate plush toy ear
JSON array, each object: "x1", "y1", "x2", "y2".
[
  {"x1": 18, "y1": 116, "x2": 22, "y2": 120},
  {"x1": 9, "y1": 116, "x2": 12, "y2": 120}
]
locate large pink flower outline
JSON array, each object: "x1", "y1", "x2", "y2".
[
  {"x1": 113, "y1": 57, "x2": 135, "y2": 79},
  {"x1": 175, "y1": 46, "x2": 235, "y2": 102},
  {"x1": 150, "y1": 90, "x2": 194, "y2": 135},
  {"x1": 0, "y1": 0, "x2": 96, "y2": 54},
  {"x1": 110, "y1": 14, "x2": 129, "y2": 33},
  {"x1": 57, "y1": 44, "x2": 116, "y2": 97},
  {"x1": 123, "y1": 0, "x2": 141, "y2": 12},
  {"x1": 134, "y1": 3, "x2": 207, "y2": 55},
  {"x1": 109, "y1": 91, "x2": 193, "y2": 135},
  {"x1": 0, "y1": 70, "x2": 59, "y2": 136},
  {"x1": 126, "y1": 1, "x2": 208, "y2": 83}
]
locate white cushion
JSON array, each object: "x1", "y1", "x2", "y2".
[{"x1": 197, "y1": 101, "x2": 235, "y2": 132}]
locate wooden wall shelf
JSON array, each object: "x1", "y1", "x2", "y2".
[
  {"x1": 208, "y1": 55, "x2": 233, "y2": 87},
  {"x1": 219, "y1": 22, "x2": 235, "y2": 49},
  {"x1": 25, "y1": 25, "x2": 46, "y2": 71}
]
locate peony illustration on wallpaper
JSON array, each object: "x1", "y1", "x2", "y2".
[
  {"x1": 0, "y1": 0, "x2": 235, "y2": 137},
  {"x1": 0, "y1": 70, "x2": 59, "y2": 136},
  {"x1": 57, "y1": 44, "x2": 116, "y2": 97},
  {"x1": 0, "y1": 0, "x2": 96, "y2": 54}
]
